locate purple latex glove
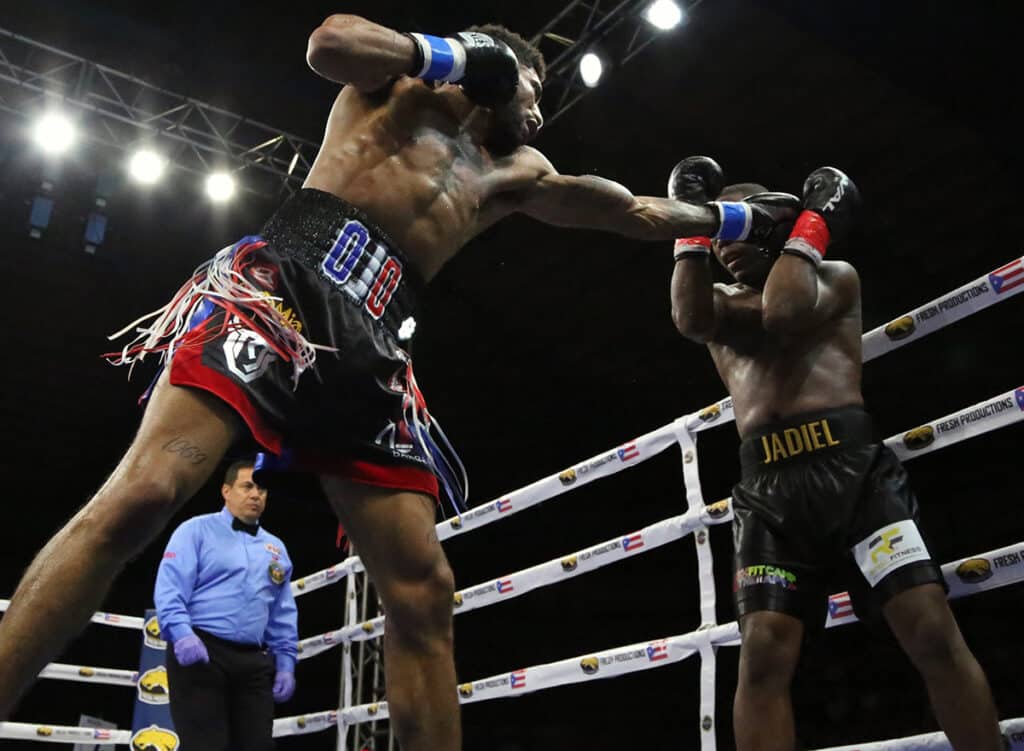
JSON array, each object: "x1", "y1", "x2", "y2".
[
  {"x1": 272, "y1": 671, "x2": 295, "y2": 703},
  {"x1": 173, "y1": 634, "x2": 210, "y2": 666}
]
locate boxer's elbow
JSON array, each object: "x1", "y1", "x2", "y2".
[
  {"x1": 307, "y1": 15, "x2": 365, "y2": 78},
  {"x1": 672, "y1": 303, "x2": 714, "y2": 343}
]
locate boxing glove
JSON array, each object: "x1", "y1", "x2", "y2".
[
  {"x1": 783, "y1": 167, "x2": 861, "y2": 265},
  {"x1": 710, "y1": 192, "x2": 801, "y2": 248},
  {"x1": 668, "y1": 156, "x2": 725, "y2": 259},
  {"x1": 408, "y1": 31, "x2": 519, "y2": 107}
]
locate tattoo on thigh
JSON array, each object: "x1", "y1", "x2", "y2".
[{"x1": 162, "y1": 436, "x2": 209, "y2": 465}]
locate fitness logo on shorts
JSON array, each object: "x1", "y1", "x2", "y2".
[
  {"x1": 854, "y1": 521, "x2": 931, "y2": 587},
  {"x1": 131, "y1": 725, "x2": 179, "y2": 751},
  {"x1": 884, "y1": 315, "x2": 916, "y2": 341},
  {"x1": 144, "y1": 615, "x2": 166, "y2": 650},
  {"x1": 955, "y1": 558, "x2": 993, "y2": 584},
  {"x1": 138, "y1": 666, "x2": 170, "y2": 705},
  {"x1": 223, "y1": 324, "x2": 277, "y2": 384},
  {"x1": 902, "y1": 425, "x2": 935, "y2": 450},
  {"x1": 559, "y1": 468, "x2": 577, "y2": 486}
]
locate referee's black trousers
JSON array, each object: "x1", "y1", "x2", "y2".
[{"x1": 166, "y1": 629, "x2": 275, "y2": 751}]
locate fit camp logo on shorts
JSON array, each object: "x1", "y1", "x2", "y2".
[
  {"x1": 853, "y1": 520, "x2": 931, "y2": 587},
  {"x1": 733, "y1": 564, "x2": 798, "y2": 592}
]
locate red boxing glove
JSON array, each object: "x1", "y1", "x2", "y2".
[{"x1": 783, "y1": 167, "x2": 860, "y2": 265}]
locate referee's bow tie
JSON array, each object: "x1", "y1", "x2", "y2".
[{"x1": 232, "y1": 518, "x2": 259, "y2": 536}]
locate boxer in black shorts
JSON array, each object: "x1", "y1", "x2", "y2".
[
  {"x1": 668, "y1": 156, "x2": 1001, "y2": 750},
  {"x1": 733, "y1": 405, "x2": 940, "y2": 632},
  {"x1": 0, "y1": 16, "x2": 798, "y2": 751},
  {"x1": 157, "y1": 189, "x2": 465, "y2": 505}
]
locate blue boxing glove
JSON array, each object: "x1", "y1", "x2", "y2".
[
  {"x1": 173, "y1": 634, "x2": 210, "y2": 667},
  {"x1": 406, "y1": 31, "x2": 519, "y2": 107},
  {"x1": 272, "y1": 671, "x2": 296, "y2": 703},
  {"x1": 710, "y1": 192, "x2": 801, "y2": 249}
]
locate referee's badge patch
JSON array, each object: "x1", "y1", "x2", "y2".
[{"x1": 268, "y1": 561, "x2": 286, "y2": 585}]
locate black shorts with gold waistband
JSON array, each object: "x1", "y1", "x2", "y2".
[
  {"x1": 161, "y1": 189, "x2": 466, "y2": 509},
  {"x1": 731, "y1": 405, "x2": 944, "y2": 634}
]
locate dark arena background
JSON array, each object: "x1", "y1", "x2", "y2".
[{"x1": 1, "y1": 1, "x2": 1022, "y2": 749}]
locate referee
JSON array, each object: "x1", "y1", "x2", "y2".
[{"x1": 155, "y1": 458, "x2": 298, "y2": 750}]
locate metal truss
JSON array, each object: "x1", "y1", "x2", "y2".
[
  {"x1": 0, "y1": 1, "x2": 698, "y2": 199},
  {"x1": 531, "y1": 0, "x2": 703, "y2": 125},
  {"x1": 338, "y1": 567, "x2": 393, "y2": 751},
  {"x1": 0, "y1": 27, "x2": 320, "y2": 198}
]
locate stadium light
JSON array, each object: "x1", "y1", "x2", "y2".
[
  {"x1": 33, "y1": 112, "x2": 76, "y2": 155},
  {"x1": 128, "y1": 149, "x2": 167, "y2": 184},
  {"x1": 645, "y1": 0, "x2": 684, "y2": 30},
  {"x1": 205, "y1": 172, "x2": 236, "y2": 202},
  {"x1": 579, "y1": 53, "x2": 603, "y2": 88}
]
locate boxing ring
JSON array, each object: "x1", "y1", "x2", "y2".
[{"x1": 2, "y1": 254, "x2": 1024, "y2": 749}]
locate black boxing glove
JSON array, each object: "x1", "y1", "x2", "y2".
[
  {"x1": 407, "y1": 31, "x2": 519, "y2": 108},
  {"x1": 668, "y1": 156, "x2": 725, "y2": 260},
  {"x1": 783, "y1": 166, "x2": 861, "y2": 265},
  {"x1": 668, "y1": 155, "x2": 724, "y2": 204},
  {"x1": 709, "y1": 192, "x2": 801, "y2": 248}
]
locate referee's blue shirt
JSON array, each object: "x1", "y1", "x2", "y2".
[{"x1": 154, "y1": 506, "x2": 298, "y2": 673}]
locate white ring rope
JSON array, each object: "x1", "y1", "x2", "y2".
[
  {"x1": 817, "y1": 717, "x2": 1024, "y2": 751},
  {"x1": 1, "y1": 255, "x2": 1021, "y2": 745},
  {"x1": 297, "y1": 383, "x2": 1024, "y2": 657},
  {"x1": 334, "y1": 539, "x2": 1024, "y2": 725}
]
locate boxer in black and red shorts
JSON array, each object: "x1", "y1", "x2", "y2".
[
  {"x1": 164, "y1": 189, "x2": 463, "y2": 507},
  {"x1": 669, "y1": 157, "x2": 1002, "y2": 750}
]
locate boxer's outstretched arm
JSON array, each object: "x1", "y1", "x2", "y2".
[
  {"x1": 520, "y1": 172, "x2": 719, "y2": 240},
  {"x1": 307, "y1": 14, "x2": 417, "y2": 91},
  {"x1": 506, "y1": 148, "x2": 718, "y2": 240}
]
